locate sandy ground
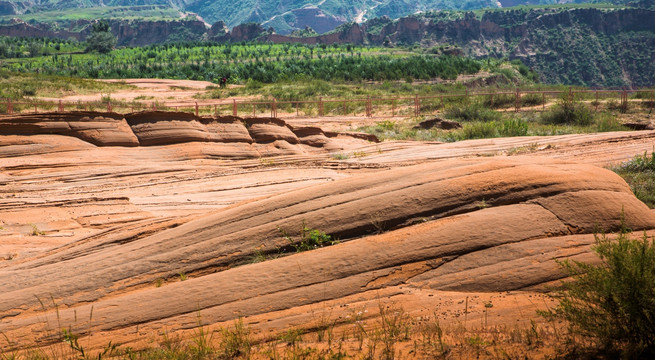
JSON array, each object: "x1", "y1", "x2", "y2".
[{"x1": 2, "y1": 79, "x2": 655, "y2": 356}]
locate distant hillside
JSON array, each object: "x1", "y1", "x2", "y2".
[
  {"x1": 230, "y1": 6, "x2": 655, "y2": 87},
  {"x1": 1, "y1": 0, "x2": 650, "y2": 34}
]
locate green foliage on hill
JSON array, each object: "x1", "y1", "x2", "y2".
[
  {"x1": 0, "y1": 37, "x2": 82, "y2": 58},
  {"x1": 6, "y1": 41, "x2": 484, "y2": 83},
  {"x1": 0, "y1": 5, "x2": 182, "y2": 24},
  {"x1": 85, "y1": 20, "x2": 116, "y2": 54}
]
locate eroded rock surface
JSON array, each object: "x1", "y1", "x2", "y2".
[
  {"x1": 1, "y1": 157, "x2": 653, "y2": 349},
  {"x1": 0, "y1": 111, "x2": 373, "y2": 157}
]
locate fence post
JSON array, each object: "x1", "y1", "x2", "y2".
[
  {"x1": 152, "y1": 102, "x2": 156, "y2": 111},
  {"x1": 296, "y1": 102, "x2": 299, "y2": 117},
  {"x1": 515, "y1": 88, "x2": 520, "y2": 112},
  {"x1": 107, "y1": 101, "x2": 112, "y2": 113},
  {"x1": 366, "y1": 96, "x2": 372, "y2": 117},
  {"x1": 272, "y1": 98, "x2": 277, "y2": 118},
  {"x1": 651, "y1": 90, "x2": 654, "y2": 109},
  {"x1": 233, "y1": 99, "x2": 237, "y2": 117},
  {"x1": 414, "y1": 95, "x2": 420, "y2": 117},
  {"x1": 343, "y1": 101, "x2": 346, "y2": 116},
  {"x1": 542, "y1": 92, "x2": 546, "y2": 111},
  {"x1": 595, "y1": 91, "x2": 599, "y2": 112},
  {"x1": 569, "y1": 87, "x2": 573, "y2": 102},
  {"x1": 319, "y1": 97, "x2": 323, "y2": 117},
  {"x1": 253, "y1": 103, "x2": 256, "y2": 117},
  {"x1": 623, "y1": 89, "x2": 628, "y2": 112},
  {"x1": 490, "y1": 93, "x2": 494, "y2": 108},
  {"x1": 7, "y1": 99, "x2": 12, "y2": 114},
  {"x1": 34, "y1": 103, "x2": 38, "y2": 114},
  {"x1": 59, "y1": 100, "x2": 64, "y2": 112},
  {"x1": 195, "y1": 102, "x2": 199, "y2": 117},
  {"x1": 214, "y1": 104, "x2": 217, "y2": 115},
  {"x1": 392, "y1": 99, "x2": 395, "y2": 117}
]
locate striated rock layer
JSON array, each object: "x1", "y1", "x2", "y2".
[
  {"x1": 0, "y1": 111, "x2": 373, "y2": 158},
  {"x1": 0, "y1": 157, "x2": 654, "y2": 349}
]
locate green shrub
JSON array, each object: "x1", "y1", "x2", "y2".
[
  {"x1": 540, "y1": 96, "x2": 594, "y2": 126},
  {"x1": 613, "y1": 151, "x2": 655, "y2": 208},
  {"x1": 499, "y1": 118, "x2": 528, "y2": 137},
  {"x1": 606, "y1": 99, "x2": 629, "y2": 113},
  {"x1": 483, "y1": 94, "x2": 514, "y2": 109},
  {"x1": 521, "y1": 93, "x2": 545, "y2": 107},
  {"x1": 279, "y1": 221, "x2": 335, "y2": 252},
  {"x1": 547, "y1": 227, "x2": 655, "y2": 357},
  {"x1": 459, "y1": 121, "x2": 498, "y2": 140},
  {"x1": 595, "y1": 112, "x2": 626, "y2": 132},
  {"x1": 444, "y1": 103, "x2": 501, "y2": 122}
]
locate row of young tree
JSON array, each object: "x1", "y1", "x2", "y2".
[
  {"x1": 0, "y1": 37, "x2": 82, "y2": 58},
  {"x1": 11, "y1": 53, "x2": 483, "y2": 83}
]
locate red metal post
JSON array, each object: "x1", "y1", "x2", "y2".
[
  {"x1": 233, "y1": 99, "x2": 237, "y2": 116},
  {"x1": 319, "y1": 97, "x2": 324, "y2": 117},
  {"x1": 366, "y1": 96, "x2": 372, "y2": 117},
  {"x1": 107, "y1": 102, "x2": 112, "y2": 113},
  {"x1": 195, "y1": 102, "x2": 199, "y2": 117},
  {"x1": 7, "y1": 99, "x2": 12, "y2": 114},
  {"x1": 59, "y1": 100, "x2": 64, "y2": 112}
]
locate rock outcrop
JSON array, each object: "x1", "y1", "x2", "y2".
[
  {"x1": 0, "y1": 111, "x2": 373, "y2": 158},
  {"x1": 1, "y1": 157, "x2": 654, "y2": 348}
]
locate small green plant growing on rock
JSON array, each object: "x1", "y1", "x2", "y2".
[
  {"x1": 330, "y1": 153, "x2": 350, "y2": 160},
  {"x1": 279, "y1": 221, "x2": 335, "y2": 252},
  {"x1": 30, "y1": 224, "x2": 44, "y2": 236},
  {"x1": 219, "y1": 317, "x2": 252, "y2": 359}
]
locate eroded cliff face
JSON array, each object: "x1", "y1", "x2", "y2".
[
  {"x1": 0, "y1": 19, "x2": 82, "y2": 40},
  {"x1": 0, "y1": 17, "x2": 207, "y2": 46},
  {"x1": 108, "y1": 18, "x2": 207, "y2": 46}
]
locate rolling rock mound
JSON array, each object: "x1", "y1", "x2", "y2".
[
  {"x1": 0, "y1": 111, "x2": 371, "y2": 158},
  {"x1": 1, "y1": 158, "x2": 655, "y2": 348}
]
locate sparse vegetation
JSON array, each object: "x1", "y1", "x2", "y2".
[
  {"x1": 279, "y1": 221, "x2": 335, "y2": 253},
  {"x1": 613, "y1": 150, "x2": 655, "y2": 208},
  {"x1": 543, "y1": 225, "x2": 655, "y2": 358},
  {"x1": 0, "y1": 300, "x2": 572, "y2": 360},
  {"x1": 540, "y1": 95, "x2": 594, "y2": 126}
]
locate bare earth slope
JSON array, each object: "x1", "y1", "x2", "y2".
[{"x1": 1, "y1": 112, "x2": 655, "y2": 350}]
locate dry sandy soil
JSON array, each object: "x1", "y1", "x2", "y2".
[{"x1": 2, "y1": 81, "x2": 655, "y2": 357}]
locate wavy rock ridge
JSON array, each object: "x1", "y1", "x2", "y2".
[
  {"x1": 0, "y1": 111, "x2": 373, "y2": 158},
  {"x1": 1, "y1": 158, "x2": 654, "y2": 349}
]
